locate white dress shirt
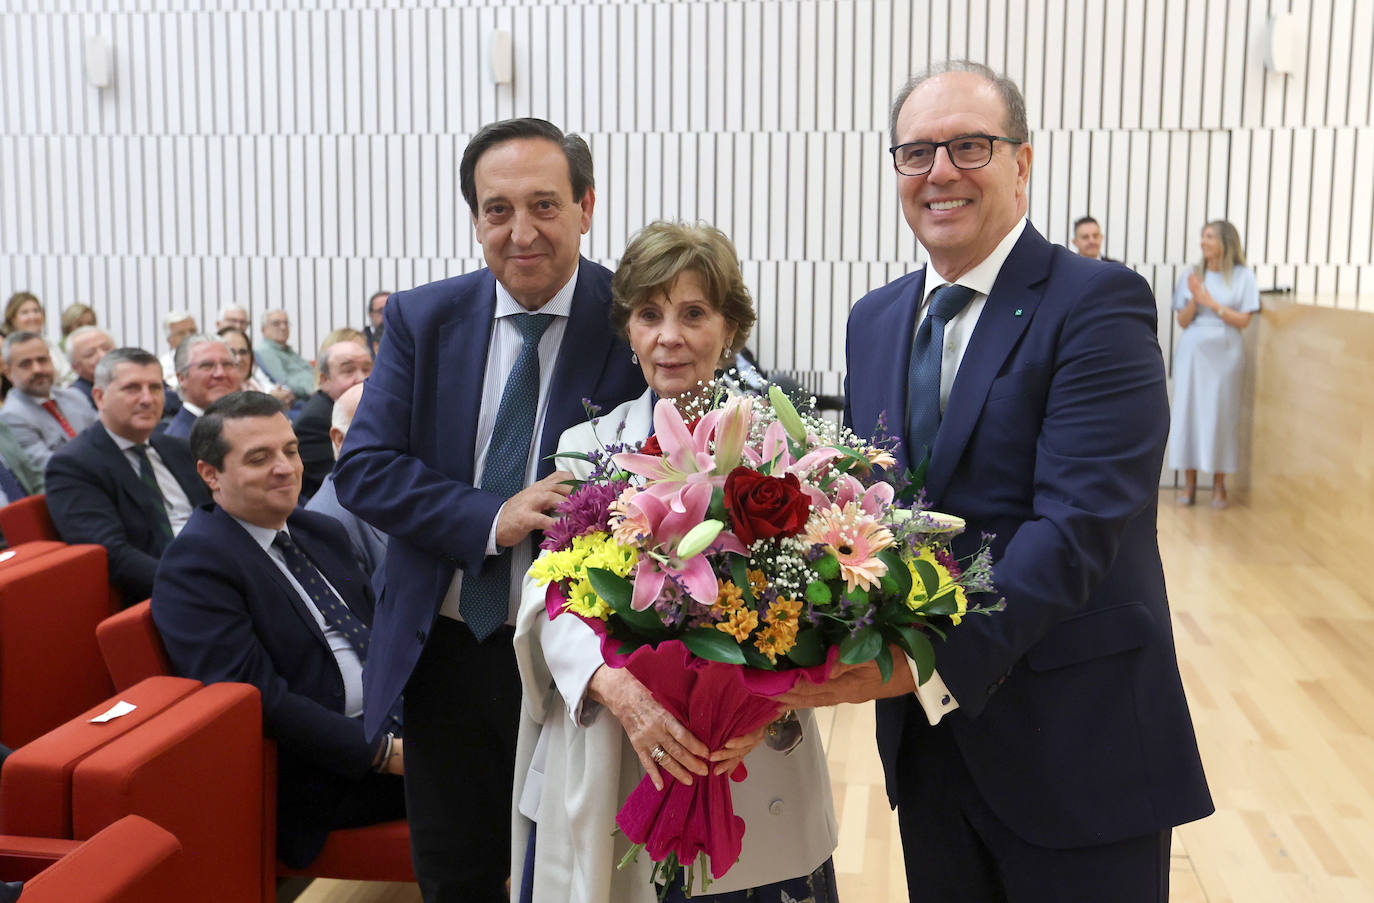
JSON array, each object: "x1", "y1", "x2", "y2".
[
  {"x1": 104, "y1": 426, "x2": 194, "y2": 535},
  {"x1": 437, "y1": 268, "x2": 578, "y2": 624},
  {"x1": 232, "y1": 516, "x2": 366, "y2": 718},
  {"x1": 910, "y1": 217, "x2": 1027, "y2": 726}
]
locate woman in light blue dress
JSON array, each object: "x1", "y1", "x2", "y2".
[{"x1": 1167, "y1": 220, "x2": 1260, "y2": 508}]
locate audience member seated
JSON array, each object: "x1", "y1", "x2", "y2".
[
  {"x1": 363, "y1": 291, "x2": 389, "y2": 356},
  {"x1": 215, "y1": 304, "x2": 250, "y2": 334},
  {"x1": 157, "y1": 311, "x2": 198, "y2": 391},
  {"x1": 0, "y1": 331, "x2": 97, "y2": 469},
  {"x1": 255, "y1": 310, "x2": 316, "y2": 402},
  {"x1": 151, "y1": 391, "x2": 405, "y2": 868},
  {"x1": 4, "y1": 293, "x2": 72, "y2": 387},
  {"x1": 64, "y1": 326, "x2": 115, "y2": 408},
  {"x1": 295, "y1": 331, "x2": 372, "y2": 499},
  {"x1": 161, "y1": 335, "x2": 242, "y2": 441},
  {"x1": 0, "y1": 419, "x2": 43, "y2": 507},
  {"x1": 60, "y1": 302, "x2": 98, "y2": 339},
  {"x1": 218, "y1": 325, "x2": 293, "y2": 404},
  {"x1": 45, "y1": 348, "x2": 209, "y2": 607},
  {"x1": 305, "y1": 383, "x2": 387, "y2": 580}
]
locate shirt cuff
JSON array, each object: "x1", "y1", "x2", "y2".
[
  {"x1": 907, "y1": 656, "x2": 960, "y2": 726},
  {"x1": 486, "y1": 502, "x2": 504, "y2": 557}
]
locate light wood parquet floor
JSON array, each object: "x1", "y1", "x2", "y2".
[{"x1": 298, "y1": 489, "x2": 1374, "y2": 902}]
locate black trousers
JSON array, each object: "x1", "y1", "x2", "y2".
[
  {"x1": 403, "y1": 618, "x2": 521, "y2": 903},
  {"x1": 896, "y1": 699, "x2": 1170, "y2": 903}
]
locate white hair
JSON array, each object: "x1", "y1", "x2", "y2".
[{"x1": 162, "y1": 310, "x2": 195, "y2": 335}]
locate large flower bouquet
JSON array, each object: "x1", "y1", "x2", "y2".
[{"x1": 530, "y1": 384, "x2": 999, "y2": 895}]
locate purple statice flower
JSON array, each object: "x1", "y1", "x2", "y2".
[{"x1": 540, "y1": 480, "x2": 629, "y2": 551}]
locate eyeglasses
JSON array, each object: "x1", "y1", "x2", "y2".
[{"x1": 889, "y1": 135, "x2": 1022, "y2": 176}]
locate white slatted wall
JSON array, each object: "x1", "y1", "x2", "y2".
[{"x1": 1, "y1": 0, "x2": 1372, "y2": 401}]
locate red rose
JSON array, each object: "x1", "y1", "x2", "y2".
[{"x1": 723, "y1": 466, "x2": 811, "y2": 546}]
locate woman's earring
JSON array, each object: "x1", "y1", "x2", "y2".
[{"x1": 631, "y1": 351, "x2": 639, "y2": 364}]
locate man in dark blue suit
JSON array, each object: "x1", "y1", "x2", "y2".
[
  {"x1": 45, "y1": 348, "x2": 209, "y2": 607},
  {"x1": 152, "y1": 392, "x2": 405, "y2": 869},
  {"x1": 334, "y1": 118, "x2": 645, "y2": 900},
  {"x1": 781, "y1": 62, "x2": 1211, "y2": 901}
]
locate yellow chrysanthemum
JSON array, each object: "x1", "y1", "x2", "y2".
[
  {"x1": 747, "y1": 569, "x2": 769, "y2": 598},
  {"x1": 562, "y1": 577, "x2": 612, "y2": 621},
  {"x1": 713, "y1": 580, "x2": 745, "y2": 616},
  {"x1": 752, "y1": 622, "x2": 798, "y2": 664},
  {"x1": 582, "y1": 537, "x2": 639, "y2": 578},
  {"x1": 715, "y1": 607, "x2": 759, "y2": 642},
  {"x1": 905, "y1": 549, "x2": 968, "y2": 625}
]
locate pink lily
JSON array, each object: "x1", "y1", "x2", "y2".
[
  {"x1": 626, "y1": 482, "x2": 745, "y2": 610},
  {"x1": 613, "y1": 399, "x2": 722, "y2": 508}
]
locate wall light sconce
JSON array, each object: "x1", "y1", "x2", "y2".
[
  {"x1": 1264, "y1": 14, "x2": 1303, "y2": 75},
  {"x1": 85, "y1": 34, "x2": 113, "y2": 89},
  {"x1": 490, "y1": 29, "x2": 513, "y2": 85}
]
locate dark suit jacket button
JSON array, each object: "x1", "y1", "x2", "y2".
[{"x1": 416, "y1": 629, "x2": 427, "y2": 644}]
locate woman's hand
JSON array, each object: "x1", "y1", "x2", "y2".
[
  {"x1": 709, "y1": 720, "x2": 774, "y2": 776},
  {"x1": 588, "y1": 665, "x2": 710, "y2": 791},
  {"x1": 1187, "y1": 273, "x2": 1216, "y2": 310}
]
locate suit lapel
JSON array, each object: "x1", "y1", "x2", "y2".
[
  {"x1": 925, "y1": 225, "x2": 1053, "y2": 502},
  {"x1": 95, "y1": 429, "x2": 173, "y2": 542},
  {"x1": 151, "y1": 432, "x2": 209, "y2": 504},
  {"x1": 436, "y1": 271, "x2": 497, "y2": 483},
  {"x1": 539, "y1": 261, "x2": 616, "y2": 477},
  {"x1": 216, "y1": 507, "x2": 333, "y2": 651}
]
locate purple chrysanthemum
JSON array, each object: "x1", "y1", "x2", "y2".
[{"x1": 540, "y1": 480, "x2": 629, "y2": 551}]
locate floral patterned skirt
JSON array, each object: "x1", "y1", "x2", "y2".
[{"x1": 661, "y1": 857, "x2": 839, "y2": 903}]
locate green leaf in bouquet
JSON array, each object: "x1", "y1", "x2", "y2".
[
  {"x1": 587, "y1": 568, "x2": 669, "y2": 638},
  {"x1": 878, "y1": 548, "x2": 913, "y2": 598},
  {"x1": 843, "y1": 584, "x2": 871, "y2": 606},
  {"x1": 784, "y1": 627, "x2": 826, "y2": 666},
  {"x1": 839, "y1": 626, "x2": 884, "y2": 664},
  {"x1": 708, "y1": 485, "x2": 728, "y2": 522},
  {"x1": 830, "y1": 445, "x2": 871, "y2": 474},
  {"x1": 552, "y1": 450, "x2": 595, "y2": 464},
  {"x1": 894, "y1": 625, "x2": 936, "y2": 684},
  {"x1": 875, "y1": 599, "x2": 910, "y2": 625},
  {"x1": 911, "y1": 557, "x2": 941, "y2": 602},
  {"x1": 729, "y1": 554, "x2": 756, "y2": 605},
  {"x1": 812, "y1": 555, "x2": 840, "y2": 581},
  {"x1": 875, "y1": 643, "x2": 894, "y2": 683},
  {"x1": 921, "y1": 589, "x2": 962, "y2": 616},
  {"x1": 741, "y1": 644, "x2": 776, "y2": 670},
  {"x1": 804, "y1": 580, "x2": 832, "y2": 605},
  {"x1": 681, "y1": 628, "x2": 748, "y2": 665}
]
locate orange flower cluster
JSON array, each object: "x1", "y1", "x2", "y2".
[{"x1": 753, "y1": 597, "x2": 803, "y2": 663}]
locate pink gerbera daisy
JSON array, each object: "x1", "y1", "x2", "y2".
[{"x1": 803, "y1": 503, "x2": 895, "y2": 592}]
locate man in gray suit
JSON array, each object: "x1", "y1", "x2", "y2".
[
  {"x1": 0, "y1": 331, "x2": 98, "y2": 469},
  {"x1": 305, "y1": 382, "x2": 386, "y2": 580}
]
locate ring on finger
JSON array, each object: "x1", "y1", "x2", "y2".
[{"x1": 650, "y1": 744, "x2": 667, "y2": 764}]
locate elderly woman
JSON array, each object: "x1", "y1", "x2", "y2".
[
  {"x1": 1168, "y1": 220, "x2": 1260, "y2": 508},
  {"x1": 4, "y1": 292, "x2": 73, "y2": 386},
  {"x1": 512, "y1": 222, "x2": 839, "y2": 903}
]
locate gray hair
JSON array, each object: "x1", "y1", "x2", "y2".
[
  {"x1": 1, "y1": 330, "x2": 45, "y2": 366},
  {"x1": 66, "y1": 325, "x2": 112, "y2": 346},
  {"x1": 217, "y1": 304, "x2": 248, "y2": 322},
  {"x1": 93, "y1": 347, "x2": 162, "y2": 389},
  {"x1": 173, "y1": 334, "x2": 229, "y2": 375},
  {"x1": 330, "y1": 393, "x2": 356, "y2": 434},
  {"x1": 162, "y1": 310, "x2": 195, "y2": 336},
  {"x1": 889, "y1": 60, "x2": 1030, "y2": 146}
]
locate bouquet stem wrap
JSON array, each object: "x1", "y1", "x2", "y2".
[{"x1": 547, "y1": 584, "x2": 837, "y2": 881}]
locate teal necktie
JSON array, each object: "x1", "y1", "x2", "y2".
[
  {"x1": 132, "y1": 444, "x2": 175, "y2": 542},
  {"x1": 460, "y1": 313, "x2": 555, "y2": 642}
]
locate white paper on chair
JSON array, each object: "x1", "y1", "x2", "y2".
[{"x1": 90, "y1": 700, "x2": 137, "y2": 723}]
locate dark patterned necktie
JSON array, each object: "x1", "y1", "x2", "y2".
[
  {"x1": 273, "y1": 531, "x2": 370, "y2": 658},
  {"x1": 131, "y1": 445, "x2": 174, "y2": 541},
  {"x1": 460, "y1": 313, "x2": 555, "y2": 642},
  {"x1": 906, "y1": 283, "x2": 976, "y2": 465}
]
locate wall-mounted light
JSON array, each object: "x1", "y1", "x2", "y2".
[
  {"x1": 490, "y1": 29, "x2": 513, "y2": 85},
  {"x1": 1264, "y1": 14, "x2": 1303, "y2": 75},
  {"x1": 85, "y1": 34, "x2": 113, "y2": 89}
]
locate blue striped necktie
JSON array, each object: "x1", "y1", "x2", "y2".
[
  {"x1": 460, "y1": 312, "x2": 555, "y2": 642},
  {"x1": 906, "y1": 283, "x2": 976, "y2": 466}
]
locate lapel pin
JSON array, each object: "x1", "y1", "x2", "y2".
[{"x1": 1013, "y1": 308, "x2": 1023, "y2": 316}]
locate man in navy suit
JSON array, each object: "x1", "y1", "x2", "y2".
[
  {"x1": 152, "y1": 391, "x2": 405, "y2": 868},
  {"x1": 161, "y1": 335, "x2": 242, "y2": 440},
  {"x1": 334, "y1": 118, "x2": 645, "y2": 900},
  {"x1": 781, "y1": 62, "x2": 1211, "y2": 901},
  {"x1": 45, "y1": 348, "x2": 209, "y2": 607}
]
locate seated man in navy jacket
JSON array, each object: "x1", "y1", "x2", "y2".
[
  {"x1": 45, "y1": 348, "x2": 209, "y2": 607},
  {"x1": 151, "y1": 391, "x2": 404, "y2": 868}
]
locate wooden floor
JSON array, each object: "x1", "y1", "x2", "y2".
[{"x1": 299, "y1": 488, "x2": 1374, "y2": 902}]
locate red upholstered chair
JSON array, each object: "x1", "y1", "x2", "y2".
[
  {"x1": 94, "y1": 601, "x2": 416, "y2": 887},
  {"x1": 0, "y1": 494, "x2": 59, "y2": 546},
  {"x1": 0, "y1": 814, "x2": 183, "y2": 902},
  {"x1": 95, "y1": 600, "x2": 172, "y2": 693},
  {"x1": 0, "y1": 542, "x2": 116, "y2": 749},
  {"x1": 0, "y1": 676, "x2": 203, "y2": 840}
]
